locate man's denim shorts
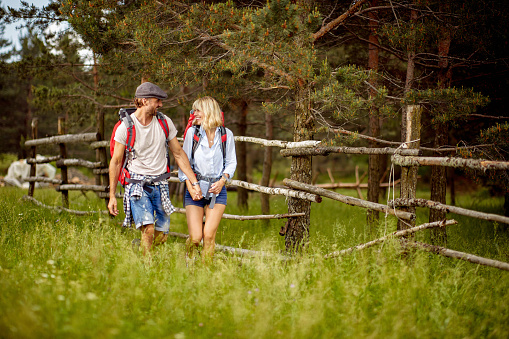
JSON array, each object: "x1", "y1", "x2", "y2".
[
  {"x1": 129, "y1": 185, "x2": 170, "y2": 234},
  {"x1": 184, "y1": 186, "x2": 227, "y2": 208}
]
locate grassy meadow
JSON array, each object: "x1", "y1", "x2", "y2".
[{"x1": 0, "y1": 186, "x2": 508, "y2": 338}]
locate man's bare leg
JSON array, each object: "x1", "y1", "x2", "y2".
[
  {"x1": 153, "y1": 231, "x2": 168, "y2": 247},
  {"x1": 140, "y1": 224, "x2": 155, "y2": 255}
]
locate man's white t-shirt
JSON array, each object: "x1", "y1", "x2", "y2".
[{"x1": 114, "y1": 114, "x2": 178, "y2": 176}]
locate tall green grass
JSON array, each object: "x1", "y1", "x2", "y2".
[{"x1": 0, "y1": 187, "x2": 508, "y2": 338}]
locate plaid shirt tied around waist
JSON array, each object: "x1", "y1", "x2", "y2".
[{"x1": 122, "y1": 172, "x2": 176, "y2": 228}]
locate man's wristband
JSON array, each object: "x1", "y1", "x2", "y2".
[
  {"x1": 222, "y1": 174, "x2": 231, "y2": 186},
  {"x1": 191, "y1": 181, "x2": 199, "y2": 186}
]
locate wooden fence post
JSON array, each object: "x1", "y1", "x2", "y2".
[
  {"x1": 95, "y1": 108, "x2": 109, "y2": 206},
  {"x1": 397, "y1": 105, "x2": 422, "y2": 231},
  {"x1": 58, "y1": 116, "x2": 69, "y2": 208},
  {"x1": 28, "y1": 118, "x2": 38, "y2": 197}
]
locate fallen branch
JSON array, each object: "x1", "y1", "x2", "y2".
[
  {"x1": 22, "y1": 195, "x2": 108, "y2": 215},
  {"x1": 392, "y1": 154, "x2": 509, "y2": 171},
  {"x1": 325, "y1": 220, "x2": 457, "y2": 259},
  {"x1": 281, "y1": 146, "x2": 419, "y2": 157},
  {"x1": 25, "y1": 133, "x2": 99, "y2": 147},
  {"x1": 283, "y1": 179, "x2": 414, "y2": 220},
  {"x1": 389, "y1": 198, "x2": 509, "y2": 225},
  {"x1": 403, "y1": 240, "x2": 509, "y2": 271}
]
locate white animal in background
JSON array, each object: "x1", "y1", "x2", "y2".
[{"x1": 4, "y1": 155, "x2": 56, "y2": 188}]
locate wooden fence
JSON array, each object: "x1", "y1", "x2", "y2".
[{"x1": 22, "y1": 109, "x2": 509, "y2": 271}]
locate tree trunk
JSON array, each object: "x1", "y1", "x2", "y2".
[
  {"x1": 429, "y1": 3, "x2": 452, "y2": 246},
  {"x1": 236, "y1": 100, "x2": 249, "y2": 210},
  {"x1": 260, "y1": 112, "x2": 273, "y2": 223},
  {"x1": 367, "y1": 0, "x2": 381, "y2": 228},
  {"x1": 401, "y1": 6, "x2": 418, "y2": 142},
  {"x1": 397, "y1": 105, "x2": 421, "y2": 231},
  {"x1": 285, "y1": 85, "x2": 313, "y2": 252},
  {"x1": 398, "y1": 3, "x2": 419, "y2": 232}
]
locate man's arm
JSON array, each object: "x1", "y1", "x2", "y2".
[
  {"x1": 108, "y1": 141, "x2": 125, "y2": 216},
  {"x1": 168, "y1": 137, "x2": 202, "y2": 199}
]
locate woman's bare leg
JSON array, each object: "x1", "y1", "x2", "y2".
[
  {"x1": 202, "y1": 204, "x2": 226, "y2": 261},
  {"x1": 186, "y1": 205, "x2": 205, "y2": 258}
]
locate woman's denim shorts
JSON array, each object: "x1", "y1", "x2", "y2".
[{"x1": 184, "y1": 186, "x2": 227, "y2": 208}]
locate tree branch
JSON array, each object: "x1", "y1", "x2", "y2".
[{"x1": 313, "y1": 0, "x2": 371, "y2": 41}]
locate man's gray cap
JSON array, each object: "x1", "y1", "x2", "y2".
[{"x1": 135, "y1": 82, "x2": 168, "y2": 100}]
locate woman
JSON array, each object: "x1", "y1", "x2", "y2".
[{"x1": 178, "y1": 96, "x2": 237, "y2": 261}]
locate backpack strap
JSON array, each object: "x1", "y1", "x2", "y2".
[
  {"x1": 121, "y1": 110, "x2": 136, "y2": 153},
  {"x1": 120, "y1": 110, "x2": 135, "y2": 174},
  {"x1": 156, "y1": 112, "x2": 172, "y2": 173},
  {"x1": 183, "y1": 110, "x2": 195, "y2": 139},
  {"x1": 118, "y1": 110, "x2": 172, "y2": 184},
  {"x1": 190, "y1": 125, "x2": 227, "y2": 171},
  {"x1": 156, "y1": 112, "x2": 170, "y2": 141},
  {"x1": 219, "y1": 126, "x2": 227, "y2": 170},
  {"x1": 191, "y1": 126, "x2": 201, "y2": 164}
]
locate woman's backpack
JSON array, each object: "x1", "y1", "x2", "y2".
[{"x1": 182, "y1": 110, "x2": 227, "y2": 169}]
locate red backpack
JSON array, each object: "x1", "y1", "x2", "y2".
[
  {"x1": 110, "y1": 108, "x2": 171, "y2": 186},
  {"x1": 183, "y1": 110, "x2": 227, "y2": 169}
]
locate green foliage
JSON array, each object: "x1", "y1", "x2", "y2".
[
  {"x1": 379, "y1": 18, "x2": 434, "y2": 52},
  {"x1": 405, "y1": 87, "x2": 490, "y2": 126},
  {"x1": 0, "y1": 187, "x2": 508, "y2": 337},
  {"x1": 479, "y1": 122, "x2": 509, "y2": 150},
  {"x1": 0, "y1": 153, "x2": 17, "y2": 175}
]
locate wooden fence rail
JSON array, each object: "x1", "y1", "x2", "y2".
[
  {"x1": 281, "y1": 146, "x2": 420, "y2": 157},
  {"x1": 283, "y1": 178, "x2": 414, "y2": 220},
  {"x1": 20, "y1": 114, "x2": 509, "y2": 270},
  {"x1": 392, "y1": 154, "x2": 509, "y2": 171},
  {"x1": 24, "y1": 133, "x2": 99, "y2": 147},
  {"x1": 26, "y1": 156, "x2": 61, "y2": 164},
  {"x1": 402, "y1": 240, "x2": 509, "y2": 271},
  {"x1": 389, "y1": 198, "x2": 509, "y2": 225}
]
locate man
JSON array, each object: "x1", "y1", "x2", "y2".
[{"x1": 108, "y1": 82, "x2": 203, "y2": 255}]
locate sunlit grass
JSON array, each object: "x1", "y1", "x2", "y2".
[{"x1": 0, "y1": 187, "x2": 508, "y2": 338}]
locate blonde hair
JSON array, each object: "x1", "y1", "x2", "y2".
[{"x1": 192, "y1": 96, "x2": 222, "y2": 131}]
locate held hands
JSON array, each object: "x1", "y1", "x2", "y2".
[
  {"x1": 188, "y1": 180, "x2": 203, "y2": 201},
  {"x1": 209, "y1": 177, "x2": 225, "y2": 195}
]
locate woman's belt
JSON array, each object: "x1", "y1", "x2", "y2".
[{"x1": 195, "y1": 173, "x2": 221, "y2": 208}]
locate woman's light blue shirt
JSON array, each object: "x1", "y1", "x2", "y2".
[{"x1": 178, "y1": 125, "x2": 237, "y2": 182}]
